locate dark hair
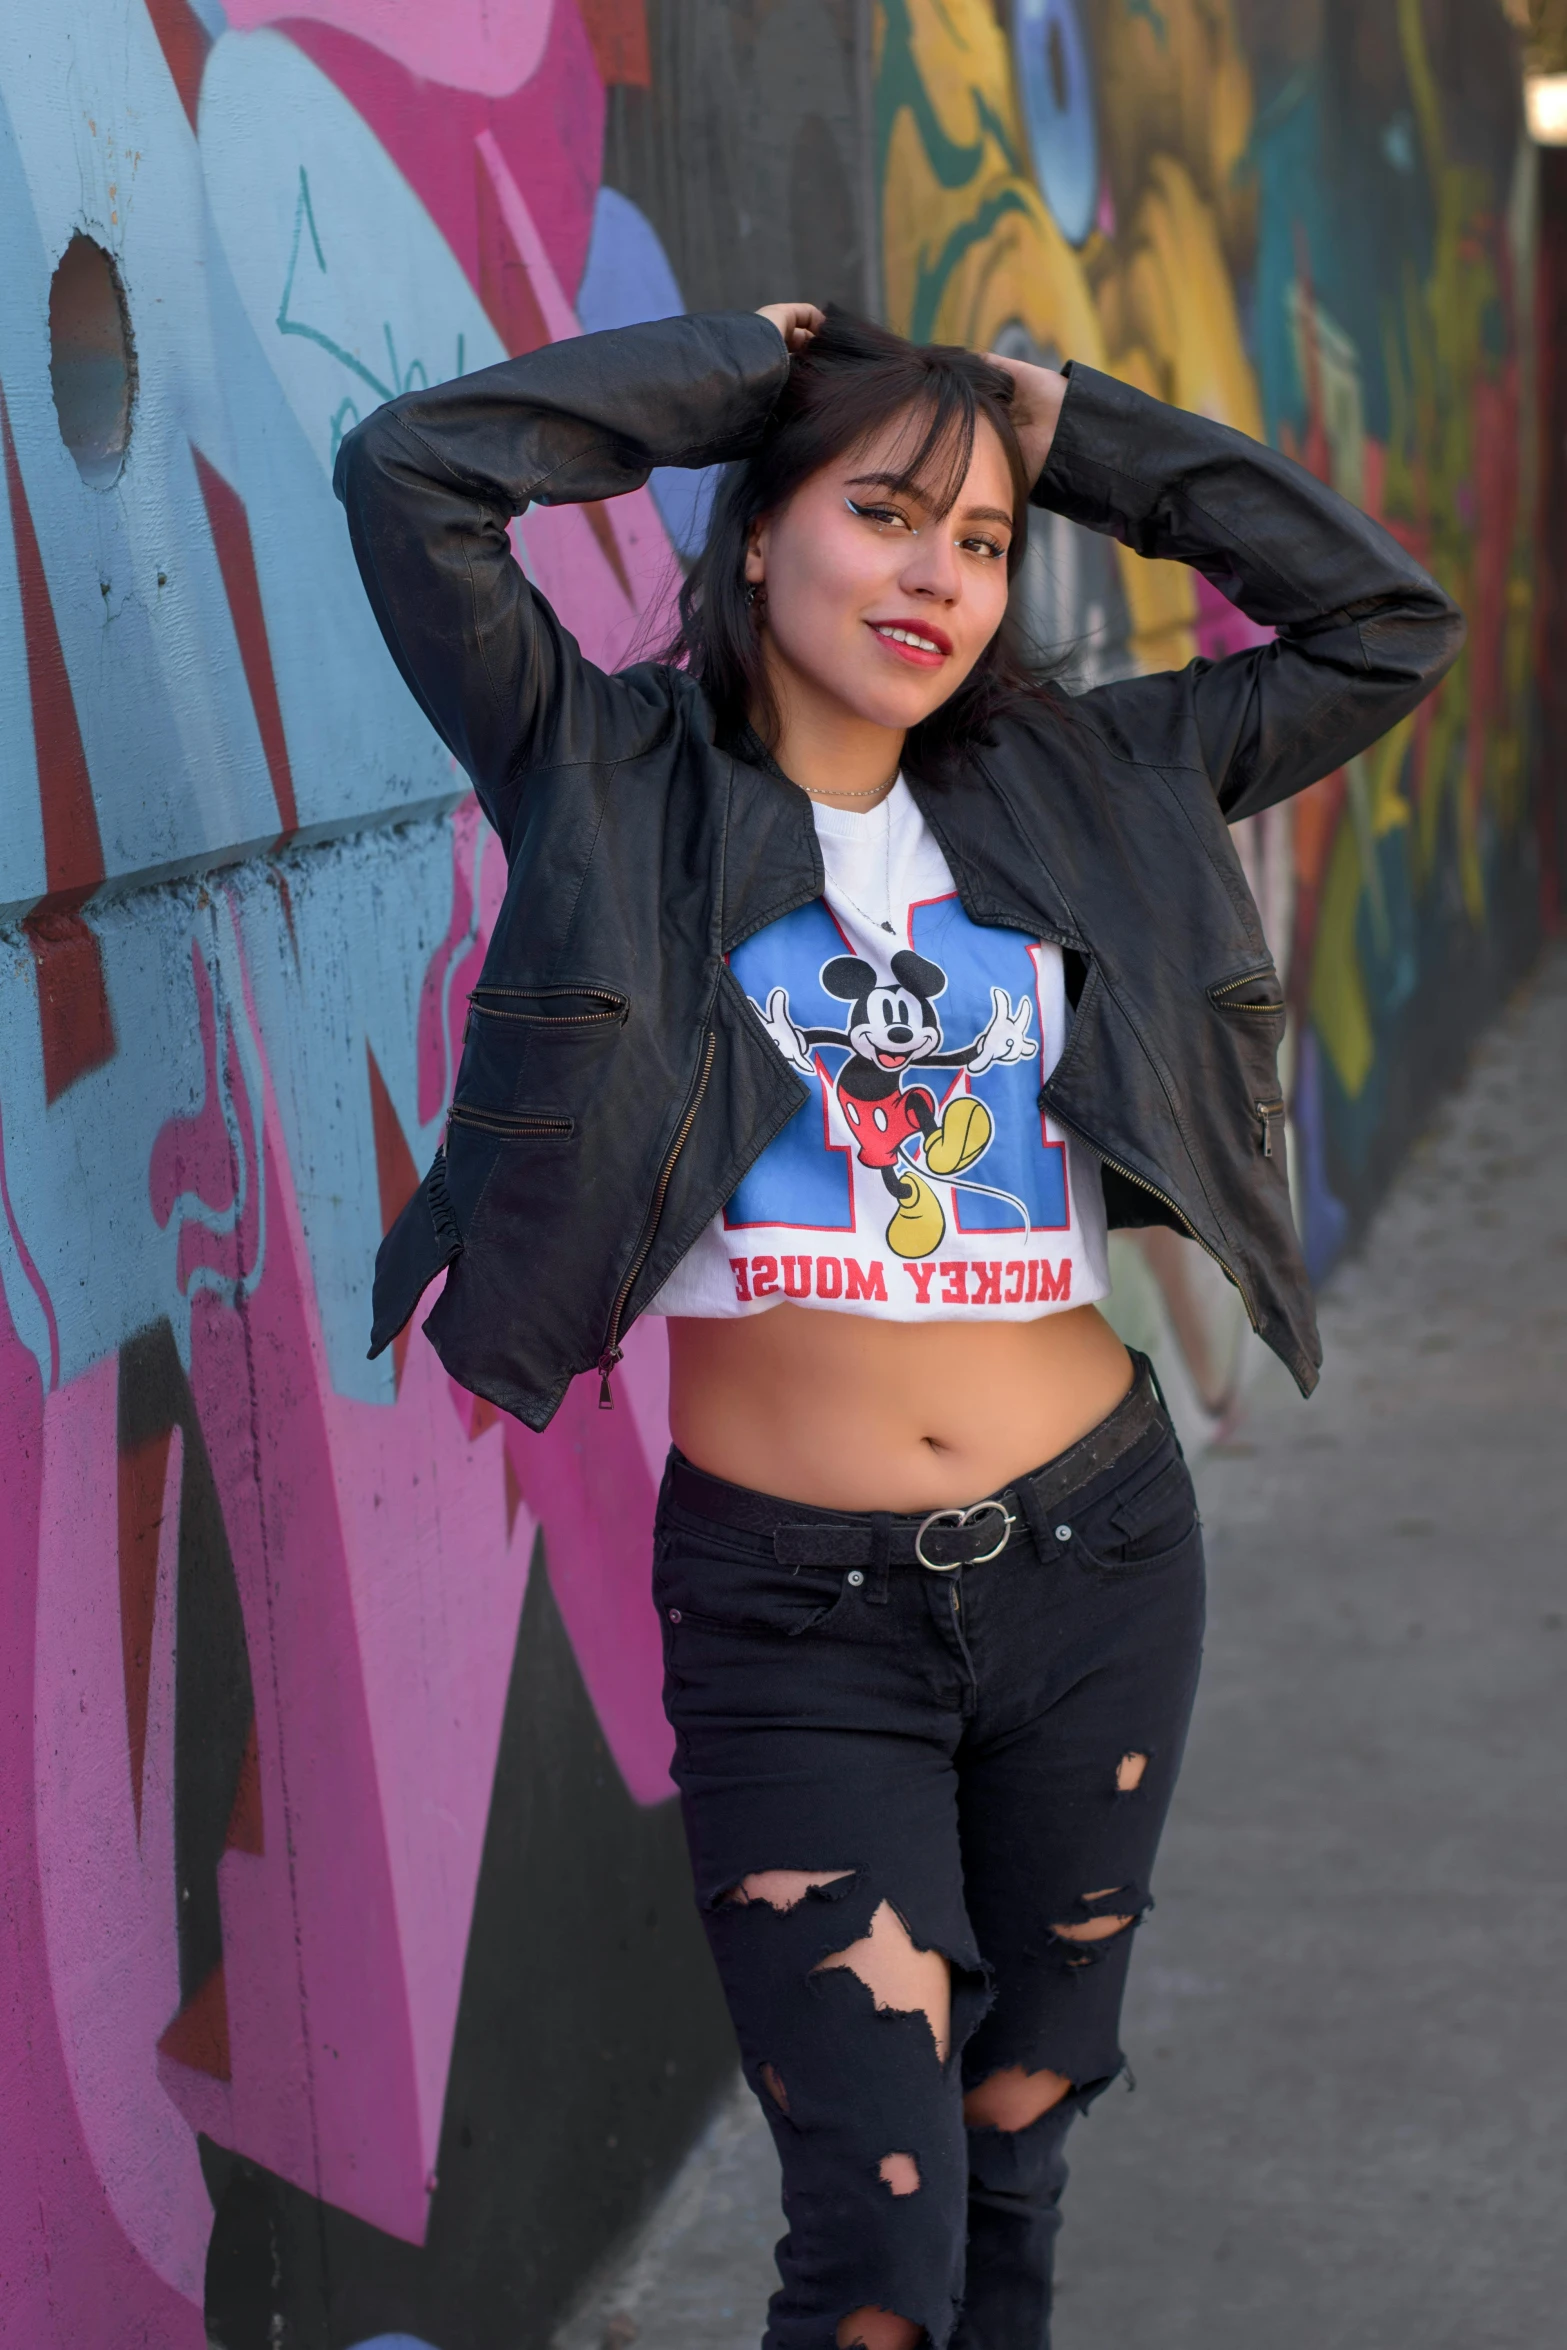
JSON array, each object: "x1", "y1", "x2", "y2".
[{"x1": 664, "y1": 306, "x2": 1060, "y2": 778}]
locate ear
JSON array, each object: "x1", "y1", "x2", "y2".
[
  {"x1": 821, "y1": 956, "x2": 877, "y2": 1003},
  {"x1": 890, "y1": 950, "x2": 946, "y2": 1001},
  {"x1": 744, "y1": 514, "x2": 768, "y2": 586}
]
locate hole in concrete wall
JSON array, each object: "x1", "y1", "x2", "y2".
[{"x1": 49, "y1": 234, "x2": 136, "y2": 489}]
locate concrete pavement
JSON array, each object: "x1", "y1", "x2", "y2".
[{"x1": 555, "y1": 949, "x2": 1567, "y2": 2350}]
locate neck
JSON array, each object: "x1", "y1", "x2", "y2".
[{"x1": 752, "y1": 652, "x2": 904, "y2": 812}]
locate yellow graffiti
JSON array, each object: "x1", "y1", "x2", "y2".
[
  {"x1": 875, "y1": 0, "x2": 1533, "y2": 1131},
  {"x1": 876, "y1": 0, "x2": 1265, "y2": 672}
]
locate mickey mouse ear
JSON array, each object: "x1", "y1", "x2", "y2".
[
  {"x1": 889, "y1": 948, "x2": 947, "y2": 998},
  {"x1": 820, "y1": 954, "x2": 879, "y2": 999}
]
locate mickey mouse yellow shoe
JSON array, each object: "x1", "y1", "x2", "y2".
[
  {"x1": 885, "y1": 1170, "x2": 945, "y2": 1259},
  {"x1": 923, "y1": 1096, "x2": 992, "y2": 1178}
]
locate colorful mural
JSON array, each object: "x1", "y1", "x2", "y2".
[
  {"x1": 876, "y1": 0, "x2": 1544, "y2": 1425},
  {"x1": 0, "y1": 3, "x2": 1549, "y2": 2345}
]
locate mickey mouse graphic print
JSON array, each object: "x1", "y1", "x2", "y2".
[{"x1": 651, "y1": 781, "x2": 1112, "y2": 1321}]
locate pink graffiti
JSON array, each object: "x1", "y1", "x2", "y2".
[
  {"x1": 1192, "y1": 568, "x2": 1276, "y2": 663},
  {"x1": 277, "y1": 4, "x2": 681, "y2": 675},
  {"x1": 149, "y1": 941, "x2": 264, "y2": 1300},
  {"x1": 18, "y1": 911, "x2": 672, "y2": 2258},
  {"x1": 226, "y1": 0, "x2": 556, "y2": 98},
  {"x1": 0, "y1": 1280, "x2": 207, "y2": 2342},
  {"x1": 278, "y1": 0, "x2": 603, "y2": 309}
]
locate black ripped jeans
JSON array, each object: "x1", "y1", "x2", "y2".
[{"x1": 653, "y1": 1357, "x2": 1206, "y2": 2350}]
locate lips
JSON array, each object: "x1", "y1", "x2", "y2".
[{"x1": 867, "y1": 618, "x2": 952, "y2": 668}]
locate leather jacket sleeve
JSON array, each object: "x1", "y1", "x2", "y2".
[
  {"x1": 333, "y1": 312, "x2": 791, "y2": 848},
  {"x1": 1034, "y1": 363, "x2": 1466, "y2": 821}
]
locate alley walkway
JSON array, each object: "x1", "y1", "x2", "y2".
[{"x1": 556, "y1": 949, "x2": 1567, "y2": 2350}]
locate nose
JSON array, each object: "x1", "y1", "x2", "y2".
[
  {"x1": 885, "y1": 1025, "x2": 912, "y2": 1043},
  {"x1": 898, "y1": 521, "x2": 961, "y2": 602}
]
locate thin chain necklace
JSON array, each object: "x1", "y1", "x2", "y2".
[
  {"x1": 820, "y1": 785, "x2": 899, "y2": 934},
  {"x1": 796, "y1": 753, "x2": 902, "y2": 804},
  {"x1": 799, "y1": 778, "x2": 896, "y2": 800}
]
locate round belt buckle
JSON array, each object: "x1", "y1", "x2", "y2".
[{"x1": 915, "y1": 1498, "x2": 1014, "y2": 1572}]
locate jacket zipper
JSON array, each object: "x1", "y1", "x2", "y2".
[
  {"x1": 447, "y1": 1106, "x2": 573, "y2": 1138},
  {"x1": 1209, "y1": 972, "x2": 1286, "y2": 1016},
  {"x1": 1045, "y1": 1099, "x2": 1262, "y2": 1336},
  {"x1": 1255, "y1": 1099, "x2": 1286, "y2": 1158},
  {"x1": 468, "y1": 986, "x2": 627, "y2": 1026},
  {"x1": 597, "y1": 1029, "x2": 716, "y2": 1408}
]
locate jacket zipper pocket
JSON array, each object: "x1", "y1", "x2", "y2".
[
  {"x1": 447, "y1": 1105, "x2": 574, "y2": 1139},
  {"x1": 597, "y1": 1029, "x2": 716, "y2": 1409},
  {"x1": 1255, "y1": 1099, "x2": 1286, "y2": 1158},
  {"x1": 1044, "y1": 1098, "x2": 1262, "y2": 1336},
  {"x1": 467, "y1": 985, "x2": 628, "y2": 1027},
  {"x1": 1209, "y1": 971, "x2": 1286, "y2": 1017}
]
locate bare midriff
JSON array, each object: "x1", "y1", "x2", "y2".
[{"x1": 666, "y1": 1303, "x2": 1135, "y2": 1513}]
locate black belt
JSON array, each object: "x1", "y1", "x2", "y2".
[{"x1": 666, "y1": 1361, "x2": 1166, "y2": 1572}]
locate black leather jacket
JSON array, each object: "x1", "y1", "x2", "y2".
[{"x1": 335, "y1": 311, "x2": 1462, "y2": 1429}]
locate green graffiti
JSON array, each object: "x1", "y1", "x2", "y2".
[
  {"x1": 277, "y1": 168, "x2": 396, "y2": 402},
  {"x1": 876, "y1": 0, "x2": 985, "y2": 195},
  {"x1": 911, "y1": 186, "x2": 1033, "y2": 342}
]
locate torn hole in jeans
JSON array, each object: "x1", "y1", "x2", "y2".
[
  {"x1": 963, "y1": 2064, "x2": 1073, "y2": 2133},
  {"x1": 878, "y1": 2151, "x2": 921, "y2": 2195},
  {"x1": 835, "y1": 2304, "x2": 924, "y2": 2350},
  {"x1": 1050, "y1": 1897, "x2": 1140, "y2": 1966},
  {"x1": 813, "y1": 1898, "x2": 953, "y2": 2062},
  {"x1": 723, "y1": 1868, "x2": 856, "y2": 1910}
]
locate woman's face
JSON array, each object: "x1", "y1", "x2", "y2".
[{"x1": 745, "y1": 408, "x2": 1018, "y2": 737}]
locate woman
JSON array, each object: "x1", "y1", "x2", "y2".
[{"x1": 337, "y1": 301, "x2": 1461, "y2": 2349}]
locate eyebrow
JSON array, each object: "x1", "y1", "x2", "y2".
[{"x1": 847, "y1": 473, "x2": 1013, "y2": 529}]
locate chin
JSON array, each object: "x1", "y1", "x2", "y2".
[{"x1": 838, "y1": 669, "x2": 960, "y2": 732}]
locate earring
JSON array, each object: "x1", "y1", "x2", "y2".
[{"x1": 745, "y1": 580, "x2": 766, "y2": 610}]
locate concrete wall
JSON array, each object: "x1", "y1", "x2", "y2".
[{"x1": 0, "y1": 5, "x2": 1545, "y2": 2346}]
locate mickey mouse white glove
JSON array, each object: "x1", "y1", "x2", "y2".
[
  {"x1": 754, "y1": 986, "x2": 813, "y2": 1072},
  {"x1": 967, "y1": 987, "x2": 1035, "y2": 1075}
]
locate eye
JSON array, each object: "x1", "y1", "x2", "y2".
[
  {"x1": 959, "y1": 532, "x2": 1008, "y2": 561},
  {"x1": 845, "y1": 496, "x2": 914, "y2": 533}
]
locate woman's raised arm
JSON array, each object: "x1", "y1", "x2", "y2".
[
  {"x1": 1021, "y1": 360, "x2": 1465, "y2": 821},
  {"x1": 333, "y1": 311, "x2": 791, "y2": 849}
]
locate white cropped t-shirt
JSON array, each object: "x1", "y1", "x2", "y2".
[{"x1": 650, "y1": 779, "x2": 1110, "y2": 1321}]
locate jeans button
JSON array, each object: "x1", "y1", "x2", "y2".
[
  {"x1": 847, "y1": 1570, "x2": 865, "y2": 1588},
  {"x1": 1054, "y1": 1524, "x2": 1072, "y2": 1543},
  {"x1": 667, "y1": 1607, "x2": 682, "y2": 1623}
]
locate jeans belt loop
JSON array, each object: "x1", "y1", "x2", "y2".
[
  {"x1": 867, "y1": 1512, "x2": 892, "y2": 1605},
  {"x1": 1013, "y1": 1470, "x2": 1056, "y2": 1561}
]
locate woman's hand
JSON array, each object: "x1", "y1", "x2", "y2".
[
  {"x1": 984, "y1": 351, "x2": 1069, "y2": 487},
  {"x1": 758, "y1": 301, "x2": 826, "y2": 354}
]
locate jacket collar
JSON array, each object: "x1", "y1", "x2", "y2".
[{"x1": 718, "y1": 720, "x2": 1086, "y2": 957}]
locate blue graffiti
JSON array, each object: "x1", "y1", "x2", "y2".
[{"x1": 1013, "y1": 0, "x2": 1099, "y2": 248}]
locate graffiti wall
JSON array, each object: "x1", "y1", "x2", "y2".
[
  {"x1": 871, "y1": 0, "x2": 1545, "y2": 1426},
  {"x1": 0, "y1": 3, "x2": 1546, "y2": 2345}
]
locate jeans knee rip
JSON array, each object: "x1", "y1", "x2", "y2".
[
  {"x1": 1045, "y1": 1891, "x2": 1150, "y2": 1968},
  {"x1": 964, "y1": 2059, "x2": 1128, "y2": 2133}
]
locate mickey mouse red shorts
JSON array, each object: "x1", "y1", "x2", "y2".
[{"x1": 837, "y1": 1081, "x2": 935, "y2": 1171}]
